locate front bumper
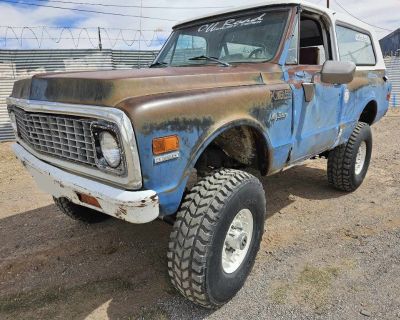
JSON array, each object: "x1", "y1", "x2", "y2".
[{"x1": 12, "y1": 143, "x2": 159, "y2": 224}]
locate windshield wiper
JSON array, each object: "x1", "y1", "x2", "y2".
[
  {"x1": 149, "y1": 61, "x2": 168, "y2": 68},
  {"x1": 188, "y1": 55, "x2": 231, "y2": 67}
]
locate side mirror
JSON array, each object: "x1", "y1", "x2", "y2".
[{"x1": 321, "y1": 60, "x2": 356, "y2": 84}]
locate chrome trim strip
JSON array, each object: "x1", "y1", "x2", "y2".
[{"x1": 7, "y1": 97, "x2": 142, "y2": 190}]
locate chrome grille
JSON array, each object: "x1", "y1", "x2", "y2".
[{"x1": 12, "y1": 107, "x2": 97, "y2": 166}]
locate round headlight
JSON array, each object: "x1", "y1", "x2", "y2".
[
  {"x1": 99, "y1": 131, "x2": 121, "y2": 168},
  {"x1": 9, "y1": 111, "x2": 17, "y2": 133}
]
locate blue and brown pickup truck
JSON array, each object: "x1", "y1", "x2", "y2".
[{"x1": 7, "y1": 0, "x2": 391, "y2": 308}]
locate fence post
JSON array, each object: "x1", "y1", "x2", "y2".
[{"x1": 98, "y1": 27, "x2": 103, "y2": 51}]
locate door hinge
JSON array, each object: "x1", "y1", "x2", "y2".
[{"x1": 297, "y1": 5, "x2": 303, "y2": 13}]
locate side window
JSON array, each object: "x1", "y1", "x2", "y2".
[
  {"x1": 299, "y1": 16, "x2": 330, "y2": 65},
  {"x1": 336, "y1": 25, "x2": 376, "y2": 66},
  {"x1": 286, "y1": 18, "x2": 299, "y2": 64},
  {"x1": 168, "y1": 34, "x2": 207, "y2": 65}
]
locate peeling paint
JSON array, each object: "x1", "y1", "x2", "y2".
[{"x1": 8, "y1": 4, "x2": 390, "y2": 219}]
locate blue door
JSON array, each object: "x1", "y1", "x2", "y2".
[
  {"x1": 284, "y1": 13, "x2": 344, "y2": 163},
  {"x1": 288, "y1": 65, "x2": 343, "y2": 162}
]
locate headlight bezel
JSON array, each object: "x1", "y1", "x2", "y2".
[
  {"x1": 91, "y1": 122, "x2": 127, "y2": 176},
  {"x1": 9, "y1": 110, "x2": 18, "y2": 133}
]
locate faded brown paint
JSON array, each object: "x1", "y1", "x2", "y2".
[
  {"x1": 11, "y1": 63, "x2": 285, "y2": 123},
  {"x1": 118, "y1": 77, "x2": 287, "y2": 127},
  {"x1": 118, "y1": 77, "x2": 290, "y2": 173},
  {"x1": 347, "y1": 70, "x2": 385, "y2": 92},
  {"x1": 287, "y1": 66, "x2": 386, "y2": 94},
  {"x1": 12, "y1": 64, "x2": 283, "y2": 106},
  {"x1": 10, "y1": 61, "x2": 291, "y2": 175}
]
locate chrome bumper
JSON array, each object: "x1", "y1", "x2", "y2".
[{"x1": 13, "y1": 143, "x2": 159, "y2": 224}]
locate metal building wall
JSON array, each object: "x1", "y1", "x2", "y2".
[
  {"x1": 385, "y1": 56, "x2": 400, "y2": 108},
  {"x1": 0, "y1": 49, "x2": 157, "y2": 141}
]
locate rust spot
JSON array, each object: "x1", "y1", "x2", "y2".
[
  {"x1": 115, "y1": 206, "x2": 127, "y2": 217},
  {"x1": 142, "y1": 117, "x2": 214, "y2": 135}
]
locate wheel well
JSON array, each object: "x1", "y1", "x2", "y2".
[
  {"x1": 195, "y1": 125, "x2": 270, "y2": 175},
  {"x1": 359, "y1": 100, "x2": 377, "y2": 125}
]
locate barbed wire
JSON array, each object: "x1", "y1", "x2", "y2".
[
  {"x1": 101, "y1": 28, "x2": 165, "y2": 48},
  {"x1": 29, "y1": 0, "x2": 233, "y2": 10},
  {"x1": 0, "y1": 26, "x2": 168, "y2": 49}
]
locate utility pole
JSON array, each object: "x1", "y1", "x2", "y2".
[
  {"x1": 98, "y1": 27, "x2": 102, "y2": 51},
  {"x1": 327, "y1": 0, "x2": 330, "y2": 8},
  {"x1": 138, "y1": 0, "x2": 143, "y2": 68}
]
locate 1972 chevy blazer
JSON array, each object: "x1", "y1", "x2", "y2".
[{"x1": 7, "y1": 0, "x2": 392, "y2": 308}]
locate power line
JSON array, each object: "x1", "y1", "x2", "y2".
[
  {"x1": 29, "y1": 0, "x2": 232, "y2": 9},
  {"x1": 0, "y1": 25, "x2": 168, "y2": 49},
  {"x1": 0, "y1": 0, "x2": 178, "y2": 21},
  {"x1": 0, "y1": 25, "x2": 164, "y2": 31},
  {"x1": 334, "y1": 0, "x2": 394, "y2": 32},
  {"x1": 2, "y1": 36, "x2": 161, "y2": 41}
]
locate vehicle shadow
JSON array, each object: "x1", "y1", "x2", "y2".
[
  {"x1": 260, "y1": 163, "x2": 347, "y2": 216},
  {"x1": 0, "y1": 163, "x2": 346, "y2": 319}
]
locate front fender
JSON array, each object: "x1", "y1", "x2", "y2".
[{"x1": 117, "y1": 85, "x2": 276, "y2": 215}]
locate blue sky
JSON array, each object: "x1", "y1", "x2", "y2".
[{"x1": 0, "y1": 0, "x2": 398, "y2": 50}]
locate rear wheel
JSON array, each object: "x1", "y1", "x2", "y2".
[
  {"x1": 54, "y1": 197, "x2": 110, "y2": 223},
  {"x1": 327, "y1": 122, "x2": 372, "y2": 192},
  {"x1": 167, "y1": 169, "x2": 266, "y2": 308}
]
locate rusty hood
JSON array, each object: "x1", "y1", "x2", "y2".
[{"x1": 10, "y1": 64, "x2": 282, "y2": 107}]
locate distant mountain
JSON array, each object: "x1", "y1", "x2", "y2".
[{"x1": 380, "y1": 28, "x2": 400, "y2": 56}]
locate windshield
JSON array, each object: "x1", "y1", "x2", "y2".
[{"x1": 154, "y1": 9, "x2": 289, "y2": 67}]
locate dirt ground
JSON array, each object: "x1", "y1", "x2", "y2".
[{"x1": 0, "y1": 110, "x2": 399, "y2": 320}]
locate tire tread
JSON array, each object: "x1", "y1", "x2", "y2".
[
  {"x1": 167, "y1": 168, "x2": 263, "y2": 308},
  {"x1": 327, "y1": 122, "x2": 370, "y2": 191}
]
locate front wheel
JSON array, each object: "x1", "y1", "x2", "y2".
[
  {"x1": 167, "y1": 169, "x2": 266, "y2": 308},
  {"x1": 327, "y1": 122, "x2": 372, "y2": 192}
]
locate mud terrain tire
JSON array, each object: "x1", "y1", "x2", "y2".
[
  {"x1": 328, "y1": 122, "x2": 372, "y2": 192},
  {"x1": 167, "y1": 169, "x2": 266, "y2": 308}
]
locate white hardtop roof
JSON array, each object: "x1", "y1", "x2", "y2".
[{"x1": 174, "y1": 0, "x2": 374, "y2": 34}]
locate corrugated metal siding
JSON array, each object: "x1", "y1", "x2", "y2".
[
  {"x1": 385, "y1": 56, "x2": 400, "y2": 108},
  {"x1": 0, "y1": 49, "x2": 158, "y2": 141}
]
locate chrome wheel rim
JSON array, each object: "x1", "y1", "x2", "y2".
[
  {"x1": 222, "y1": 209, "x2": 254, "y2": 274},
  {"x1": 355, "y1": 141, "x2": 367, "y2": 175}
]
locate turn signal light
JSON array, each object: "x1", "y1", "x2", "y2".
[
  {"x1": 152, "y1": 135, "x2": 179, "y2": 155},
  {"x1": 77, "y1": 193, "x2": 101, "y2": 208}
]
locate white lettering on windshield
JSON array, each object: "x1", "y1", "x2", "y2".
[
  {"x1": 197, "y1": 13, "x2": 266, "y2": 33},
  {"x1": 355, "y1": 33, "x2": 370, "y2": 43}
]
